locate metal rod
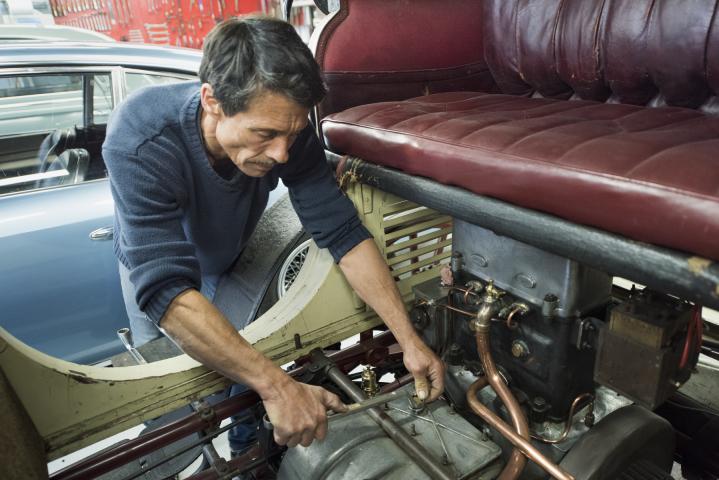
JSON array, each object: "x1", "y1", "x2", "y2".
[
  {"x1": 314, "y1": 350, "x2": 455, "y2": 480},
  {"x1": 201, "y1": 444, "x2": 231, "y2": 478},
  {"x1": 467, "y1": 379, "x2": 575, "y2": 480},
  {"x1": 328, "y1": 389, "x2": 403, "y2": 420},
  {"x1": 185, "y1": 451, "x2": 268, "y2": 480},
  {"x1": 388, "y1": 406, "x2": 490, "y2": 446},
  {"x1": 51, "y1": 391, "x2": 260, "y2": 480},
  {"x1": 118, "y1": 417, "x2": 244, "y2": 480},
  {"x1": 328, "y1": 154, "x2": 719, "y2": 311},
  {"x1": 52, "y1": 331, "x2": 397, "y2": 480},
  {"x1": 427, "y1": 406, "x2": 453, "y2": 468}
]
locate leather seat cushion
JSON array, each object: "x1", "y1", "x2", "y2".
[{"x1": 322, "y1": 92, "x2": 719, "y2": 260}]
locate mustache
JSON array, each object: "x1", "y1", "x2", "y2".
[{"x1": 248, "y1": 158, "x2": 277, "y2": 168}]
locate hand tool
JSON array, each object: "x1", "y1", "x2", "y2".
[
  {"x1": 117, "y1": 328, "x2": 148, "y2": 365},
  {"x1": 327, "y1": 389, "x2": 405, "y2": 420}
]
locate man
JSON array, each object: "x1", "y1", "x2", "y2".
[{"x1": 103, "y1": 16, "x2": 444, "y2": 451}]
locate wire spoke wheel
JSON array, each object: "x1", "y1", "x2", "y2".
[{"x1": 276, "y1": 239, "x2": 312, "y2": 299}]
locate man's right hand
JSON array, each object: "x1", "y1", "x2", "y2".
[
  {"x1": 160, "y1": 291, "x2": 348, "y2": 448},
  {"x1": 262, "y1": 378, "x2": 348, "y2": 447}
]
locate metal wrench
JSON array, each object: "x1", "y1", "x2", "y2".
[{"x1": 327, "y1": 389, "x2": 403, "y2": 420}]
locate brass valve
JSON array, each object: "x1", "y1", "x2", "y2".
[
  {"x1": 483, "y1": 280, "x2": 505, "y2": 303},
  {"x1": 361, "y1": 366, "x2": 378, "y2": 398},
  {"x1": 469, "y1": 280, "x2": 506, "y2": 331}
]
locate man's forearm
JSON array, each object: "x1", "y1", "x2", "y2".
[
  {"x1": 339, "y1": 238, "x2": 445, "y2": 401},
  {"x1": 160, "y1": 289, "x2": 290, "y2": 401},
  {"x1": 338, "y1": 238, "x2": 423, "y2": 349}
]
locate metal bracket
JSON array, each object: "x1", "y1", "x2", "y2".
[
  {"x1": 202, "y1": 443, "x2": 232, "y2": 479},
  {"x1": 191, "y1": 399, "x2": 218, "y2": 430},
  {"x1": 576, "y1": 318, "x2": 598, "y2": 350},
  {"x1": 308, "y1": 347, "x2": 336, "y2": 375}
]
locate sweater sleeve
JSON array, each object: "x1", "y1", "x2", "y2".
[
  {"x1": 281, "y1": 128, "x2": 371, "y2": 263},
  {"x1": 104, "y1": 143, "x2": 200, "y2": 324}
]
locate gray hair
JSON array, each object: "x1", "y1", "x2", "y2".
[{"x1": 199, "y1": 16, "x2": 327, "y2": 116}]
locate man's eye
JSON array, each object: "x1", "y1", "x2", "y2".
[{"x1": 257, "y1": 131, "x2": 276, "y2": 140}]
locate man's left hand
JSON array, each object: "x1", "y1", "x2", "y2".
[{"x1": 402, "y1": 339, "x2": 445, "y2": 402}]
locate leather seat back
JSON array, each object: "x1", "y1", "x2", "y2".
[
  {"x1": 312, "y1": 0, "x2": 495, "y2": 120},
  {"x1": 483, "y1": 0, "x2": 719, "y2": 112}
]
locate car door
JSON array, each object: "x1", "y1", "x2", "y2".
[
  {"x1": 0, "y1": 68, "x2": 127, "y2": 364},
  {"x1": 0, "y1": 66, "x2": 197, "y2": 364}
]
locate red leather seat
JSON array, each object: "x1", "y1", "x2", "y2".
[
  {"x1": 322, "y1": 92, "x2": 719, "y2": 260},
  {"x1": 317, "y1": 0, "x2": 719, "y2": 260}
]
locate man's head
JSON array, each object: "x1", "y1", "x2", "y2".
[{"x1": 198, "y1": 16, "x2": 326, "y2": 177}]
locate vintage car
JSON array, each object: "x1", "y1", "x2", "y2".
[
  {"x1": 0, "y1": 41, "x2": 310, "y2": 364},
  {"x1": 1, "y1": 1, "x2": 718, "y2": 479}
]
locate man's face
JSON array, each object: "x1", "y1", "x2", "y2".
[{"x1": 201, "y1": 86, "x2": 310, "y2": 177}]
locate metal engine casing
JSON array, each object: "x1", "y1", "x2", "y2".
[
  {"x1": 277, "y1": 384, "x2": 503, "y2": 480},
  {"x1": 452, "y1": 219, "x2": 612, "y2": 317},
  {"x1": 447, "y1": 220, "x2": 613, "y2": 419}
]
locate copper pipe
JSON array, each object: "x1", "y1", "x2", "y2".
[
  {"x1": 417, "y1": 298, "x2": 477, "y2": 318},
  {"x1": 531, "y1": 393, "x2": 594, "y2": 444},
  {"x1": 506, "y1": 305, "x2": 524, "y2": 330},
  {"x1": 443, "y1": 303, "x2": 477, "y2": 317},
  {"x1": 476, "y1": 330, "x2": 530, "y2": 480},
  {"x1": 467, "y1": 379, "x2": 575, "y2": 480},
  {"x1": 446, "y1": 286, "x2": 481, "y2": 304}
]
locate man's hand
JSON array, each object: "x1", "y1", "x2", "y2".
[
  {"x1": 161, "y1": 290, "x2": 348, "y2": 448},
  {"x1": 339, "y1": 239, "x2": 446, "y2": 402},
  {"x1": 402, "y1": 338, "x2": 445, "y2": 402},
  {"x1": 262, "y1": 378, "x2": 348, "y2": 447}
]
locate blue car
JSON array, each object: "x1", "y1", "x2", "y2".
[{"x1": 0, "y1": 41, "x2": 309, "y2": 364}]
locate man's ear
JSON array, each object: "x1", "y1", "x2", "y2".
[{"x1": 200, "y1": 83, "x2": 223, "y2": 117}]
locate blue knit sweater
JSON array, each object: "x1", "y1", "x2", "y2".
[{"x1": 103, "y1": 81, "x2": 370, "y2": 324}]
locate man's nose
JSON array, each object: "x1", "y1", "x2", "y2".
[{"x1": 265, "y1": 137, "x2": 290, "y2": 164}]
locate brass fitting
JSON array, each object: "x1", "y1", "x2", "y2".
[
  {"x1": 470, "y1": 281, "x2": 506, "y2": 332},
  {"x1": 361, "y1": 366, "x2": 378, "y2": 398},
  {"x1": 483, "y1": 280, "x2": 505, "y2": 303}
]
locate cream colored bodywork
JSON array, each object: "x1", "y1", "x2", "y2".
[{"x1": 0, "y1": 183, "x2": 451, "y2": 461}]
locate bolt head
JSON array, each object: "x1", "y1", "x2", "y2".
[{"x1": 511, "y1": 340, "x2": 529, "y2": 359}]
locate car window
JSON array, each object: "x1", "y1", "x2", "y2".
[
  {"x1": 0, "y1": 72, "x2": 113, "y2": 196},
  {"x1": 94, "y1": 74, "x2": 113, "y2": 124},
  {"x1": 125, "y1": 71, "x2": 190, "y2": 97}
]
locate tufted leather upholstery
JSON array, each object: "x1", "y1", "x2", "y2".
[
  {"x1": 323, "y1": 92, "x2": 719, "y2": 260},
  {"x1": 484, "y1": 0, "x2": 719, "y2": 111},
  {"x1": 321, "y1": 0, "x2": 719, "y2": 260}
]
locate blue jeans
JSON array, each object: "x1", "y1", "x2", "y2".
[{"x1": 119, "y1": 263, "x2": 257, "y2": 452}]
